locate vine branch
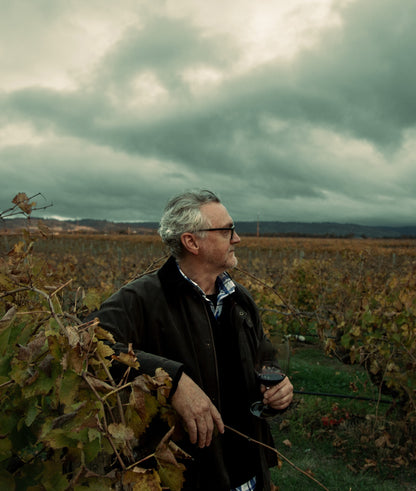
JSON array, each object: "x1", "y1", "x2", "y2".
[{"x1": 224, "y1": 424, "x2": 329, "y2": 490}]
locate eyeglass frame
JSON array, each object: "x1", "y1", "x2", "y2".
[{"x1": 195, "y1": 224, "x2": 236, "y2": 240}]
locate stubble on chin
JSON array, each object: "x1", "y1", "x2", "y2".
[{"x1": 229, "y1": 253, "x2": 238, "y2": 269}]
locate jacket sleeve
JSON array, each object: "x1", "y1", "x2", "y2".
[{"x1": 90, "y1": 281, "x2": 184, "y2": 397}]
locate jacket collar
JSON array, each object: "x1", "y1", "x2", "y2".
[
  {"x1": 157, "y1": 256, "x2": 191, "y2": 292},
  {"x1": 158, "y1": 256, "x2": 237, "y2": 299}
]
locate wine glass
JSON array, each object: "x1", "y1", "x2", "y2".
[{"x1": 250, "y1": 339, "x2": 288, "y2": 419}]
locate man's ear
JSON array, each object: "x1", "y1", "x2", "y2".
[{"x1": 181, "y1": 232, "x2": 200, "y2": 255}]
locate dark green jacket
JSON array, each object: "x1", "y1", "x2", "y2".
[{"x1": 94, "y1": 257, "x2": 277, "y2": 490}]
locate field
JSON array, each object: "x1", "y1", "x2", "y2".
[{"x1": 1, "y1": 231, "x2": 416, "y2": 489}]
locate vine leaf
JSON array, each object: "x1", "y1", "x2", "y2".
[
  {"x1": 155, "y1": 426, "x2": 189, "y2": 491},
  {"x1": 0, "y1": 306, "x2": 16, "y2": 326},
  {"x1": 0, "y1": 193, "x2": 188, "y2": 489},
  {"x1": 122, "y1": 467, "x2": 162, "y2": 490},
  {"x1": 129, "y1": 376, "x2": 160, "y2": 425},
  {"x1": 12, "y1": 192, "x2": 35, "y2": 215},
  {"x1": 113, "y1": 350, "x2": 140, "y2": 369},
  {"x1": 108, "y1": 422, "x2": 135, "y2": 442}
]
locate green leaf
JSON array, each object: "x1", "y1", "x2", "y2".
[
  {"x1": 25, "y1": 402, "x2": 41, "y2": 427},
  {"x1": 21, "y1": 369, "x2": 56, "y2": 398},
  {"x1": 74, "y1": 476, "x2": 114, "y2": 490},
  {"x1": 0, "y1": 437, "x2": 12, "y2": 462},
  {"x1": 58, "y1": 369, "x2": 80, "y2": 407},
  {"x1": 41, "y1": 460, "x2": 69, "y2": 491},
  {"x1": 83, "y1": 289, "x2": 102, "y2": 312},
  {"x1": 340, "y1": 332, "x2": 351, "y2": 348},
  {"x1": 0, "y1": 353, "x2": 12, "y2": 377},
  {"x1": 0, "y1": 470, "x2": 15, "y2": 490},
  {"x1": 41, "y1": 428, "x2": 80, "y2": 449},
  {"x1": 157, "y1": 462, "x2": 186, "y2": 491},
  {"x1": 125, "y1": 405, "x2": 147, "y2": 438},
  {"x1": 122, "y1": 468, "x2": 162, "y2": 490},
  {"x1": 0, "y1": 325, "x2": 12, "y2": 357},
  {"x1": 83, "y1": 435, "x2": 102, "y2": 463},
  {"x1": 0, "y1": 411, "x2": 19, "y2": 435},
  {"x1": 391, "y1": 333, "x2": 401, "y2": 344}
]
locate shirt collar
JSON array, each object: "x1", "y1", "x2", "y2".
[{"x1": 176, "y1": 262, "x2": 236, "y2": 318}]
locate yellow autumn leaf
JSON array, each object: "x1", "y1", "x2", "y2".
[
  {"x1": 122, "y1": 468, "x2": 162, "y2": 491},
  {"x1": 96, "y1": 340, "x2": 115, "y2": 359},
  {"x1": 112, "y1": 350, "x2": 140, "y2": 369},
  {"x1": 65, "y1": 325, "x2": 80, "y2": 347}
]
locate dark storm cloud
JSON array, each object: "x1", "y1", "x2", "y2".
[
  {"x1": 291, "y1": 0, "x2": 416, "y2": 147},
  {"x1": 95, "y1": 15, "x2": 239, "y2": 94},
  {"x1": 1, "y1": 0, "x2": 416, "y2": 225}
]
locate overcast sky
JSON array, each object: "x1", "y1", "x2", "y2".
[{"x1": 1, "y1": 0, "x2": 416, "y2": 226}]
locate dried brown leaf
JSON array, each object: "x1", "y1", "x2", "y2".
[
  {"x1": 96, "y1": 341, "x2": 115, "y2": 360},
  {"x1": 0, "y1": 306, "x2": 17, "y2": 326},
  {"x1": 93, "y1": 324, "x2": 116, "y2": 343},
  {"x1": 108, "y1": 423, "x2": 135, "y2": 442},
  {"x1": 363, "y1": 459, "x2": 377, "y2": 469},
  {"x1": 16, "y1": 333, "x2": 47, "y2": 362},
  {"x1": 154, "y1": 427, "x2": 187, "y2": 491},
  {"x1": 129, "y1": 376, "x2": 160, "y2": 428},
  {"x1": 84, "y1": 374, "x2": 114, "y2": 392},
  {"x1": 112, "y1": 351, "x2": 140, "y2": 369},
  {"x1": 61, "y1": 346, "x2": 85, "y2": 374},
  {"x1": 37, "y1": 220, "x2": 50, "y2": 237},
  {"x1": 155, "y1": 427, "x2": 180, "y2": 467},
  {"x1": 12, "y1": 192, "x2": 35, "y2": 215},
  {"x1": 65, "y1": 325, "x2": 80, "y2": 347},
  {"x1": 394, "y1": 455, "x2": 408, "y2": 467},
  {"x1": 375, "y1": 432, "x2": 394, "y2": 449}
]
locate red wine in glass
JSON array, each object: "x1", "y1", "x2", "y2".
[{"x1": 250, "y1": 361, "x2": 286, "y2": 419}]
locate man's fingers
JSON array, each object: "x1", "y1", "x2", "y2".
[
  {"x1": 263, "y1": 377, "x2": 294, "y2": 409},
  {"x1": 203, "y1": 416, "x2": 213, "y2": 447},
  {"x1": 187, "y1": 420, "x2": 198, "y2": 445},
  {"x1": 190, "y1": 407, "x2": 224, "y2": 448},
  {"x1": 196, "y1": 416, "x2": 208, "y2": 448},
  {"x1": 171, "y1": 373, "x2": 224, "y2": 447},
  {"x1": 211, "y1": 406, "x2": 225, "y2": 434}
]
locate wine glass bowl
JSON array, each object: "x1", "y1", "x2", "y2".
[
  {"x1": 255, "y1": 360, "x2": 286, "y2": 387},
  {"x1": 250, "y1": 355, "x2": 286, "y2": 419}
]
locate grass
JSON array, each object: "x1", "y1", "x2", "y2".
[{"x1": 268, "y1": 341, "x2": 416, "y2": 491}]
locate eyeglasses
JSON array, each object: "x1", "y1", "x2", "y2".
[{"x1": 196, "y1": 224, "x2": 236, "y2": 240}]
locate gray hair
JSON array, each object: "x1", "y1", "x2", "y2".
[{"x1": 158, "y1": 189, "x2": 221, "y2": 258}]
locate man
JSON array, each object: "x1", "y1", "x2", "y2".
[{"x1": 93, "y1": 190, "x2": 293, "y2": 490}]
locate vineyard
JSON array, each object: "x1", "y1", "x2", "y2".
[{"x1": 1, "y1": 196, "x2": 415, "y2": 489}]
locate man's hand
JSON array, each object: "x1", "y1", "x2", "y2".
[
  {"x1": 261, "y1": 375, "x2": 293, "y2": 410},
  {"x1": 171, "y1": 372, "x2": 224, "y2": 448}
]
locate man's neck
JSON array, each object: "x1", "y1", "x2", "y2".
[{"x1": 177, "y1": 258, "x2": 219, "y2": 295}]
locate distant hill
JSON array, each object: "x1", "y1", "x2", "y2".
[
  {"x1": 237, "y1": 221, "x2": 416, "y2": 238},
  {"x1": 0, "y1": 217, "x2": 159, "y2": 235},
  {"x1": 2, "y1": 216, "x2": 416, "y2": 238}
]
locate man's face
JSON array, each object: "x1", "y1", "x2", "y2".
[{"x1": 197, "y1": 202, "x2": 241, "y2": 273}]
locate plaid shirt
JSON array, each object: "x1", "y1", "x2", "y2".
[
  {"x1": 232, "y1": 476, "x2": 257, "y2": 490},
  {"x1": 177, "y1": 264, "x2": 236, "y2": 319}
]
